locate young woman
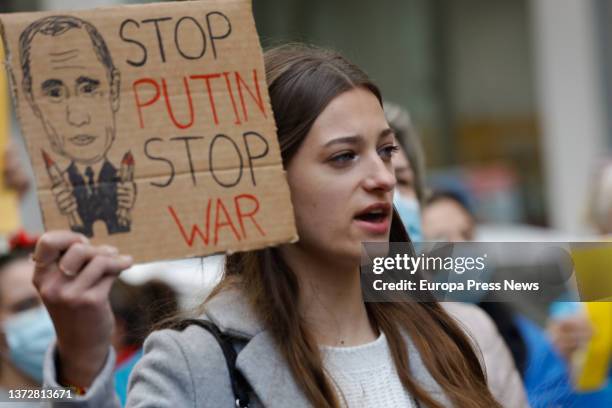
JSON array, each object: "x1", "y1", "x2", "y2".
[{"x1": 33, "y1": 44, "x2": 501, "y2": 407}]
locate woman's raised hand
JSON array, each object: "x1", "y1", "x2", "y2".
[{"x1": 32, "y1": 230, "x2": 133, "y2": 388}]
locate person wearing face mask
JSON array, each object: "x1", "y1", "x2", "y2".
[
  {"x1": 383, "y1": 102, "x2": 425, "y2": 242},
  {"x1": 0, "y1": 232, "x2": 55, "y2": 404},
  {"x1": 422, "y1": 190, "x2": 587, "y2": 407},
  {"x1": 384, "y1": 102, "x2": 529, "y2": 407}
]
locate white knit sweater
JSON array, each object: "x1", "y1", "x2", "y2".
[{"x1": 320, "y1": 332, "x2": 414, "y2": 408}]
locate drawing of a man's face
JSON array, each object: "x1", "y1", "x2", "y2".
[{"x1": 25, "y1": 25, "x2": 120, "y2": 164}]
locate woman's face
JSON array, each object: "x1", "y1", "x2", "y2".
[
  {"x1": 0, "y1": 259, "x2": 39, "y2": 323},
  {"x1": 0, "y1": 258, "x2": 40, "y2": 353},
  {"x1": 285, "y1": 87, "x2": 397, "y2": 262}
]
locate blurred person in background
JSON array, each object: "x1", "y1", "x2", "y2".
[
  {"x1": 383, "y1": 102, "x2": 425, "y2": 242},
  {"x1": 1, "y1": 141, "x2": 31, "y2": 251},
  {"x1": 541, "y1": 160, "x2": 612, "y2": 404},
  {"x1": 110, "y1": 279, "x2": 179, "y2": 406},
  {"x1": 385, "y1": 101, "x2": 528, "y2": 407},
  {"x1": 2, "y1": 141, "x2": 30, "y2": 200},
  {"x1": 422, "y1": 190, "x2": 596, "y2": 407},
  {"x1": 0, "y1": 232, "x2": 54, "y2": 402},
  {"x1": 421, "y1": 191, "x2": 475, "y2": 242},
  {"x1": 540, "y1": 160, "x2": 612, "y2": 404},
  {"x1": 110, "y1": 279, "x2": 179, "y2": 368},
  {"x1": 588, "y1": 160, "x2": 612, "y2": 236}
]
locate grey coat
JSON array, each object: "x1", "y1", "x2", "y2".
[{"x1": 42, "y1": 290, "x2": 455, "y2": 407}]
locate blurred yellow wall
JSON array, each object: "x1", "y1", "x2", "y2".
[{"x1": 0, "y1": 41, "x2": 20, "y2": 234}]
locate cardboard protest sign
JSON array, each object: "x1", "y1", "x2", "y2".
[{"x1": 0, "y1": 0, "x2": 297, "y2": 262}]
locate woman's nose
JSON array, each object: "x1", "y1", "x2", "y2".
[{"x1": 362, "y1": 155, "x2": 396, "y2": 193}]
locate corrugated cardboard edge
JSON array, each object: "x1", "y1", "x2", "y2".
[{"x1": 2, "y1": 0, "x2": 248, "y2": 19}]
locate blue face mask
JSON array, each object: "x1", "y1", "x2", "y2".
[
  {"x1": 1, "y1": 306, "x2": 56, "y2": 383},
  {"x1": 394, "y1": 191, "x2": 423, "y2": 242}
]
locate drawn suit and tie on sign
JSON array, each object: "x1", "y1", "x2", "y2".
[
  {"x1": 42, "y1": 148, "x2": 135, "y2": 237},
  {"x1": 0, "y1": 0, "x2": 298, "y2": 262}
]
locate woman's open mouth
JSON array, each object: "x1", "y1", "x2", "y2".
[
  {"x1": 354, "y1": 203, "x2": 391, "y2": 235},
  {"x1": 69, "y1": 134, "x2": 96, "y2": 146}
]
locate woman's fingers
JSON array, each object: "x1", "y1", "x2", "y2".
[
  {"x1": 58, "y1": 244, "x2": 119, "y2": 277},
  {"x1": 63, "y1": 250, "x2": 133, "y2": 295},
  {"x1": 57, "y1": 242, "x2": 100, "y2": 277},
  {"x1": 32, "y1": 231, "x2": 89, "y2": 285},
  {"x1": 34, "y1": 232, "x2": 133, "y2": 307}
]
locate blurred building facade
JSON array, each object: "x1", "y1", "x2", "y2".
[
  {"x1": 2, "y1": 0, "x2": 611, "y2": 235},
  {"x1": 255, "y1": 0, "x2": 612, "y2": 235}
]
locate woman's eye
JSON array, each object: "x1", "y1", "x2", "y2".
[
  {"x1": 378, "y1": 144, "x2": 400, "y2": 161},
  {"x1": 330, "y1": 151, "x2": 357, "y2": 165}
]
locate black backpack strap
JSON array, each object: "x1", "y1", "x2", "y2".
[{"x1": 174, "y1": 319, "x2": 251, "y2": 408}]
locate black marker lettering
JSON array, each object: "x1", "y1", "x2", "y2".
[
  {"x1": 119, "y1": 19, "x2": 147, "y2": 67},
  {"x1": 242, "y1": 131, "x2": 269, "y2": 186},
  {"x1": 205, "y1": 11, "x2": 231, "y2": 59},
  {"x1": 142, "y1": 17, "x2": 172, "y2": 63},
  {"x1": 174, "y1": 16, "x2": 206, "y2": 60},
  {"x1": 209, "y1": 134, "x2": 243, "y2": 188},
  {"x1": 144, "y1": 138, "x2": 174, "y2": 188},
  {"x1": 171, "y1": 136, "x2": 204, "y2": 186}
]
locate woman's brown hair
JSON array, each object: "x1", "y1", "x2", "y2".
[{"x1": 207, "y1": 44, "x2": 500, "y2": 408}]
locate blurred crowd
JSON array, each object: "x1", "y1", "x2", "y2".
[{"x1": 386, "y1": 101, "x2": 612, "y2": 407}]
